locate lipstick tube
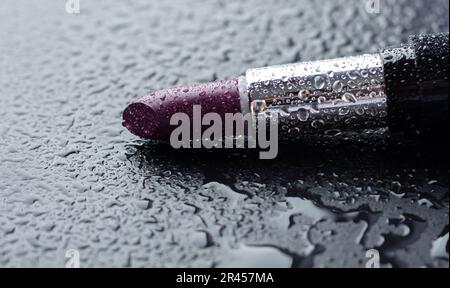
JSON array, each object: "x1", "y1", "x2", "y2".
[{"x1": 123, "y1": 33, "x2": 448, "y2": 142}]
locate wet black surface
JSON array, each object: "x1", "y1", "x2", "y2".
[{"x1": 0, "y1": 0, "x2": 448, "y2": 267}]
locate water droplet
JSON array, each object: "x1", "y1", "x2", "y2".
[
  {"x1": 288, "y1": 127, "x2": 300, "y2": 135},
  {"x1": 311, "y1": 120, "x2": 324, "y2": 128},
  {"x1": 347, "y1": 71, "x2": 359, "y2": 80},
  {"x1": 314, "y1": 75, "x2": 326, "y2": 89},
  {"x1": 342, "y1": 92, "x2": 357, "y2": 103},
  {"x1": 325, "y1": 129, "x2": 341, "y2": 136},
  {"x1": 332, "y1": 80, "x2": 343, "y2": 92},
  {"x1": 296, "y1": 109, "x2": 310, "y2": 121},
  {"x1": 355, "y1": 107, "x2": 365, "y2": 115},
  {"x1": 369, "y1": 67, "x2": 378, "y2": 74},
  {"x1": 338, "y1": 107, "x2": 349, "y2": 115},
  {"x1": 384, "y1": 54, "x2": 393, "y2": 61},
  {"x1": 298, "y1": 89, "x2": 311, "y2": 100}
]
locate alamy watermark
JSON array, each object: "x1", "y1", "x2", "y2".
[
  {"x1": 169, "y1": 105, "x2": 279, "y2": 159},
  {"x1": 365, "y1": 249, "x2": 380, "y2": 268},
  {"x1": 66, "y1": 0, "x2": 81, "y2": 14},
  {"x1": 65, "y1": 249, "x2": 80, "y2": 268},
  {"x1": 365, "y1": 0, "x2": 381, "y2": 14}
]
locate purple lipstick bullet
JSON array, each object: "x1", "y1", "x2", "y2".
[{"x1": 123, "y1": 79, "x2": 244, "y2": 141}]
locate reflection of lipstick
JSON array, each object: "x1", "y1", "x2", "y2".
[{"x1": 123, "y1": 33, "x2": 448, "y2": 141}]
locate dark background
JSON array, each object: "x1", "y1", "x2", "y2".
[{"x1": 0, "y1": 0, "x2": 448, "y2": 267}]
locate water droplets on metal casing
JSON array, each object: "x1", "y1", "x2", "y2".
[{"x1": 245, "y1": 54, "x2": 387, "y2": 139}]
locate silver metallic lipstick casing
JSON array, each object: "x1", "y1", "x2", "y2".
[{"x1": 239, "y1": 53, "x2": 388, "y2": 138}]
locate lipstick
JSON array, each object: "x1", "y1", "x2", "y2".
[{"x1": 123, "y1": 33, "x2": 449, "y2": 142}]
